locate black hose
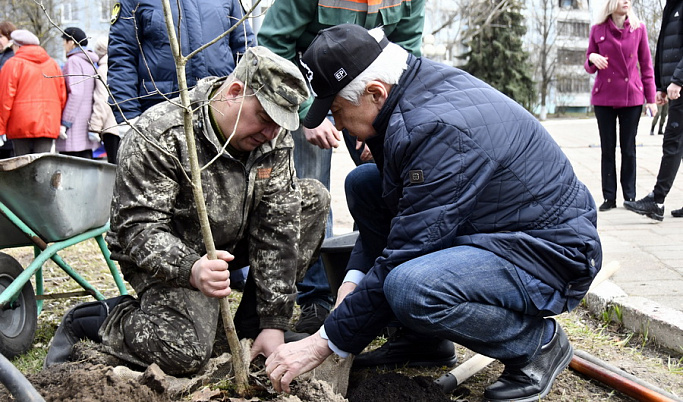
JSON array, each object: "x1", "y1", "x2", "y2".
[{"x1": 0, "y1": 353, "x2": 44, "y2": 401}]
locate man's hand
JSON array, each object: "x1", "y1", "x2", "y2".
[
  {"x1": 334, "y1": 281, "x2": 357, "y2": 309},
  {"x1": 656, "y1": 91, "x2": 668, "y2": 105},
  {"x1": 189, "y1": 250, "x2": 234, "y2": 298},
  {"x1": 667, "y1": 83, "x2": 682, "y2": 101},
  {"x1": 250, "y1": 328, "x2": 285, "y2": 361},
  {"x1": 356, "y1": 139, "x2": 373, "y2": 162},
  {"x1": 303, "y1": 118, "x2": 342, "y2": 149},
  {"x1": 265, "y1": 331, "x2": 333, "y2": 393},
  {"x1": 645, "y1": 103, "x2": 658, "y2": 118}
]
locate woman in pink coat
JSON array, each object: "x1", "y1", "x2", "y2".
[
  {"x1": 585, "y1": 0, "x2": 657, "y2": 212},
  {"x1": 57, "y1": 27, "x2": 100, "y2": 159}
]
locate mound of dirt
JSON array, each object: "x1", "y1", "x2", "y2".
[{"x1": 2, "y1": 362, "x2": 172, "y2": 402}]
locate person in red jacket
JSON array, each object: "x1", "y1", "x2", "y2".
[
  {"x1": 0, "y1": 30, "x2": 66, "y2": 156},
  {"x1": 585, "y1": 0, "x2": 657, "y2": 212}
]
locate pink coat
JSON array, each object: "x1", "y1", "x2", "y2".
[
  {"x1": 585, "y1": 18, "x2": 656, "y2": 107},
  {"x1": 57, "y1": 48, "x2": 100, "y2": 152}
]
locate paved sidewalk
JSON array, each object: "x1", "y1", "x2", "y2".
[{"x1": 330, "y1": 116, "x2": 683, "y2": 354}]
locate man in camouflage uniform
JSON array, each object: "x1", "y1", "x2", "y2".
[{"x1": 44, "y1": 47, "x2": 330, "y2": 376}]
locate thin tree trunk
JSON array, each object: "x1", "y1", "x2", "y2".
[{"x1": 160, "y1": 0, "x2": 249, "y2": 395}]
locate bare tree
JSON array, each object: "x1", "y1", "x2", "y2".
[
  {"x1": 633, "y1": 0, "x2": 664, "y2": 60},
  {"x1": 426, "y1": 0, "x2": 513, "y2": 64},
  {"x1": 0, "y1": 0, "x2": 60, "y2": 51},
  {"x1": 22, "y1": 0, "x2": 263, "y2": 396},
  {"x1": 159, "y1": 0, "x2": 261, "y2": 395},
  {"x1": 527, "y1": 0, "x2": 559, "y2": 120}
]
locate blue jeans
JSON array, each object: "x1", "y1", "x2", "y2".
[
  {"x1": 292, "y1": 125, "x2": 333, "y2": 309},
  {"x1": 344, "y1": 164, "x2": 391, "y2": 271},
  {"x1": 385, "y1": 246, "x2": 546, "y2": 366},
  {"x1": 346, "y1": 164, "x2": 547, "y2": 366}
]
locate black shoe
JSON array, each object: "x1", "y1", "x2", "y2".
[
  {"x1": 294, "y1": 303, "x2": 330, "y2": 334},
  {"x1": 623, "y1": 194, "x2": 664, "y2": 221},
  {"x1": 672, "y1": 207, "x2": 683, "y2": 218},
  {"x1": 44, "y1": 295, "x2": 133, "y2": 368},
  {"x1": 650, "y1": 130, "x2": 655, "y2": 136},
  {"x1": 353, "y1": 328, "x2": 457, "y2": 369},
  {"x1": 658, "y1": 131, "x2": 664, "y2": 135},
  {"x1": 598, "y1": 199, "x2": 616, "y2": 211},
  {"x1": 484, "y1": 319, "x2": 573, "y2": 402}
]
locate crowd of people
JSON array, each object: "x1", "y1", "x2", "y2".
[
  {"x1": 1, "y1": 0, "x2": 680, "y2": 400},
  {"x1": 0, "y1": 25, "x2": 109, "y2": 159},
  {"x1": 585, "y1": 0, "x2": 683, "y2": 220}
]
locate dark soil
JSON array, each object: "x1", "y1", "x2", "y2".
[
  {"x1": 347, "y1": 372, "x2": 452, "y2": 402},
  {"x1": 0, "y1": 362, "x2": 453, "y2": 402}
]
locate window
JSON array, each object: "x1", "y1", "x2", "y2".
[
  {"x1": 557, "y1": 48, "x2": 585, "y2": 65},
  {"x1": 100, "y1": 0, "x2": 112, "y2": 22},
  {"x1": 558, "y1": 20, "x2": 590, "y2": 38},
  {"x1": 556, "y1": 76, "x2": 591, "y2": 93},
  {"x1": 559, "y1": 0, "x2": 579, "y2": 9},
  {"x1": 61, "y1": 1, "x2": 76, "y2": 23}
]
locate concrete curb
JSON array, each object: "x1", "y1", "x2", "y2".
[{"x1": 585, "y1": 280, "x2": 683, "y2": 355}]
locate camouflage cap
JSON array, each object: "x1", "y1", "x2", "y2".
[{"x1": 233, "y1": 46, "x2": 309, "y2": 131}]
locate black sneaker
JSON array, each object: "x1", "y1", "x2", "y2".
[
  {"x1": 484, "y1": 319, "x2": 573, "y2": 402},
  {"x1": 598, "y1": 199, "x2": 616, "y2": 211},
  {"x1": 294, "y1": 303, "x2": 330, "y2": 334},
  {"x1": 672, "y1": 207, "x2": 683, "y2": 218},
  {"x1": 623, "y1": 195, "x2": 664, "y2": 221},
  {"x1": 353, "y1": 328, "x2": 457, "y2": 369}
]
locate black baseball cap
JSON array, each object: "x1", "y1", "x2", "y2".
[{"x1": 300, "y1": 24, "x2": 388, "y2": 129}]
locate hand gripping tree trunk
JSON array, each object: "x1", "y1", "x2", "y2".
[{"x1": 160, "y1": 0, "x2": 249, "y2": 395}]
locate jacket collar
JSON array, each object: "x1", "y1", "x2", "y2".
[
  {"x1": 607, "y1": 15, "x2": 634, "y2": 33},
  {"x1": 366, "y1": 54, "x2": 419, "y2": 173}
]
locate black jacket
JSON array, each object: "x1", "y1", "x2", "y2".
[{"x1": 655, "y1": 0, "x2": 683, "y2": 91}]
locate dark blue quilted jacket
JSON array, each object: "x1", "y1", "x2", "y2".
[
  {"x1": 325, "y1": 55, "x2": 602, "y2": 354},
  {"x1": 108, "y1": 0, "x2": 255, "y2": 123}
]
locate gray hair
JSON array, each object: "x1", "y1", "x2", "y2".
[{"x1": 337, "y1": 27, "x2": 409, "y2": 105}]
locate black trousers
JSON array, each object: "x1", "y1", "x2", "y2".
[
  {"x1": 653, "y1": 97, "x2": 683, "y2": 203},
  {"x1": 594, "y1": 105, "x2": 642, "y2": 201}
]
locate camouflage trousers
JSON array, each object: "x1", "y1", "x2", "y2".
[{"x1": 98, "y1": 179, "x2": 329, "y2": 375}]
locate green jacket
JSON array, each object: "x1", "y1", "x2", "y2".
[{"x1": 257, "y1": 0, "x2": 425, "y2": 119}]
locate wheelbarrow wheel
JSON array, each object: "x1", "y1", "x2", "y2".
[{"x1": 0, "y1": 252, "x2": 37, "y2": 358}]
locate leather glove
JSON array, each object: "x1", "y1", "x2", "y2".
[
  {"x1": 59, "y1": 125, "x2": 68, "y2": 140},
  {"x1": 88, "y1": 131, "x2": 101, "y2": 143}
]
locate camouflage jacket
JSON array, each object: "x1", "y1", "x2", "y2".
[{"x1": 107, "y1": 77, "x2": 302, "y2": 330}]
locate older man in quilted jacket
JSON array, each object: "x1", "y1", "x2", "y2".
[
  {"x1": 45, "y1": 47, "x2": 330, "y2": 376},
  {"x1": 266, "y1": 25, "x2": 602, "y2": 402}
]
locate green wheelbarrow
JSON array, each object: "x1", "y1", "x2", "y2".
[{"x1": 0, "y1": 153, "x2": 127, "y2": 358}]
